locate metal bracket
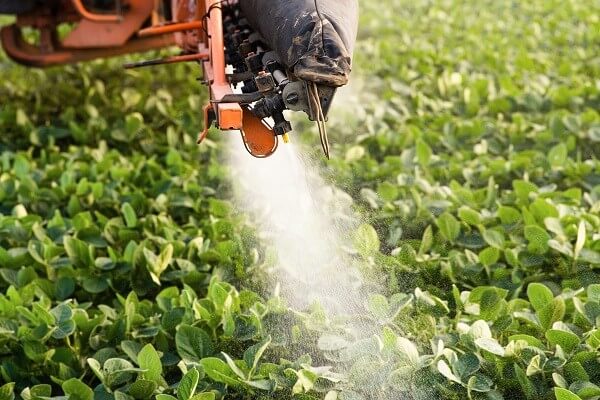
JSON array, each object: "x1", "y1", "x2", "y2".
[{"x1": 70, "y1": 0, "x2": 122, "y2": 23}]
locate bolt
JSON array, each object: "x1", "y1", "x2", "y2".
[{"x1": 285, "y1": 92, "x2": 299, "y2": 105}]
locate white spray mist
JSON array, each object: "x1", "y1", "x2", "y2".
[{"x1": 227, "y1": 136, "x2": 366, "y2": 315}]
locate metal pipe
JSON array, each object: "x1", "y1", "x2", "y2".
[
  {"x1": 123, "y1": 52, "x2": 209, "y2": 69},
  {"x1": 138, "y1": 21, "x2": 203, "y2": 37},
  {"x1": 207, "y1": 0, "x2": 226, "y2": 86},
  {"x1": 70, "y1": 0, "x2": 121, "y2": 22}
]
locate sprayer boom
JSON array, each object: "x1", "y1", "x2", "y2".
[{"x1": 0, "y1": 0, "x2": 358, "y2": 158}]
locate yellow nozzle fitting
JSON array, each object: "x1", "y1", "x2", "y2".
[{"x1": 282, "y1": 133, "x2": 290, "y2": 143}]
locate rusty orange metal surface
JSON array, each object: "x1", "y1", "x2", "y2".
[
  {"x1": 240, "y1": 109, "x2": 278, "y2": 157},
  {"x1": 0, "y1": 0, "x2": 279, "y2": 158},
  {"x1": 171, "y1": 0, "x2": 203, "y2": 50},
  {"x1": 70, "y1": 0, "x2": 121, "y2": 23},
  {"x1": 1, "y1": 24, "x2": 173, "y2": 67},
  {"x1": 198, "y1": 104, "x2": 214, "y2": 144},
  {"x1": 63, "y1": 0, "x2": 153, "y2": 48},
  {"x1": 201, "y1": 0, "x2": 243, "y2": 131}
]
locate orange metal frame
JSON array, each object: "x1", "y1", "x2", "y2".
[
  {"x1": 0, "y1": 0, "x2": 173, "y2": 66},
  {"x1": 192, "y1": 0, "x2": 277, "y2": 157},
  {"x1": 0, "y1": 0, "x2": 278, "y2": 157},
  {"x1": 70, "y1": 0, "x2": 121, "y2": 22}
]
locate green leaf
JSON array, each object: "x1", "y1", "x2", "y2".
[
  {"x1": 564, "y1": 362, "x2": 589, "y2": 382},
  {"x1": 416, "y1": 139, "x2": 432, "y2": 165},
  {"x1": 121, "y1": 203, "x2": 138, "y2": 228},
  {"x1": 538, "y1": 298, "x2": 565, "y2": 330},
  {"x1": 458, "y1": 206, "x2": 482, "y2": 226},
  {"x1": 21, "y1": 384, "x2": 52, "y2": 400},
  {"x1": 437, "y1": 360, "x2": 461, "y2": 384},
  {"x1": 128, "y1": 379, "x2": 157, "y2": 399},
  {"x1": 64, "y1": 235, "x2": 94, "y2": 268},
  {"x1": 199, "y1": 358, "x2": 240, "y2": 387},
  {"x1": 514, "y1": 364, "x2": 535, "y2": 399},
  {"x1": 0, "y1": 383, "x2": 15, "y2": 400},
  {"x1": 513, "y1": 180, "x2": 538, "y2": 204},
  {"x1": 124, "y1": 112, "x2": 144, "y2": 136},
  {"x1": 221, "y1": 353, "x2": 246, "y2": 381},
  {"x1": 396, "y1": 337, "x2": 420, "y2": 366},
  {"x1": 353, "y1": 224, "x2": 380, "y2": 256},
  {"x1": 87, "y1": 358, "x2": 104, "y2": 382},
  {"x1": 586, "y1": 329, "x2": 600, "y2": 349},
  {"x1": 243, "y1": 336, "x2": 271, "y2": 376},
  {"x1": 51, "y1": 303, "x2": 72, "y2": 323},
  {"x1": 478, "y1": 287, "x2": 505, "y2": 321},
  {"x1": 62, "y1": 378, "x2": 94, "y2": 400},
  {"x1": 178, "y1": 369, "x2": 199, "y2": 400},
  {"x1": 527, "y1": 283, "x2": 554, "y2": 312},
  {"x1": 554, "y1": 388, "x2": 582, "y2": 400},
  {"x1": 121, "y1": 341, "x2": 143, "y2": 364},
  {"x1": 114, "y1": 392, "x2": 135, "y2": 400},
  {"x1": 482, "y1": 229, "x2": 505, "y2": 249},
  {"x1": 530, "y1": 199, "x2": 559, "y2": 223},
  {"x1": 318, "y1": 334, "x2": 350, "y2": 352},
  {"x1": 571, "y1": 382, "x2": 600, "y2": 399},
  {"x1": 103, "y1": 358, "x2": 141, "y2": 388},
  {"x1": 548, "y1": 143, "x2": 567, "y2": 168},
  {"x1": 579, "y1": 249, "x2": 600, "y2": 264},
  {"x1": 552, "y1": 373, "x2": 567, "y2": 389},
  {"x1": 82, "y1": 277, "x2": 109, "y2": 294},
  {"x1": 418, "y1": 225, "x2": 433, "y2": 254},
  {"x1": 51, "y1": 304, "x2": 76, "y2": 339},
  {"x1": 526, "y1": 355, "x2": 542, "y2": 376},
  {"x1": 528, "y1": 283, "x2": 564, "y2": 329},
  {"x1": 324, "y1": 392, "x2": 338, "y2": 400},
  {"x1": 454, "y1": 353, "x2": 479, "y2": 380},
  {"x1": 545, "y1": 329, "x2": 580, "y2": 353},
  {"x1": 479, "y1": 247, "x2": 500, "y2": 267},
  {"x1": 588, "y1": 285, "x2": 600, "y2": 302},
  {"x1": 475, "y1": 338, "x2": 505, "y2": 356},
  {"x1": 437, "y1": 212, "x2": 460, "y2": 242},
  {"x1": 524, "y1": 225, "x2": 550, "y2": 254},
  {"x1": 144, "y1": 244, "x2": 173, "y2": 285},
  {"x1": 293, "y1": 369, "x2": 318, "y2": 394},
  {"x1": 498, "y1": 206, "x2": 521, "y2": 225},
  {"x1": 574, "y1": 220, "x2": 586, "y2": 260},
  {"x1": 137, "y1": 344, "x2": 163, "y2": 384},
  {"x1": 176, "y1": 325, "x2": 214, "y2": 363},
  {"x1": 55, "y1": 276, "x2": 75, "y2": 300},
  {"x1": 467, "y1": 374, "x2": 492, "y2": 393},
  {"x1": 345, "y1": 145, "x2": 365, "y2": 162},
  {"x1": 508, "y1": 334, "x2": 543, "y2": 349},
  {"x1": 377, "y1": 181, "x2": 399, "y2": 202},
  {"x1": 189, "y1": 394, "x2": 215, "y2": 400}
]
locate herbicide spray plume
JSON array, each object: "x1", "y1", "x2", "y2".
[
  {"x1": 227, "y1": 137, "x2": 366, "y2": 316},
  {"x1": 228, "y1": 137, "x2": 413, "y2": 400}
]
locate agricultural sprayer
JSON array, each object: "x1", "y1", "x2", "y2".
[{"x1": 0, "y1": 0, "x2": 359, "y2": 158}]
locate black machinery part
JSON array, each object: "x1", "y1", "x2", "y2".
[
  {"x1": 0, "y1": 0, "x2": 122, "y2": 14},
  {"x1": 240, "y1": 0, "x2": 359, "y2": 87},
  {"x1": 0, "y1": 0, "x2": 36, "y2": 14}
]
